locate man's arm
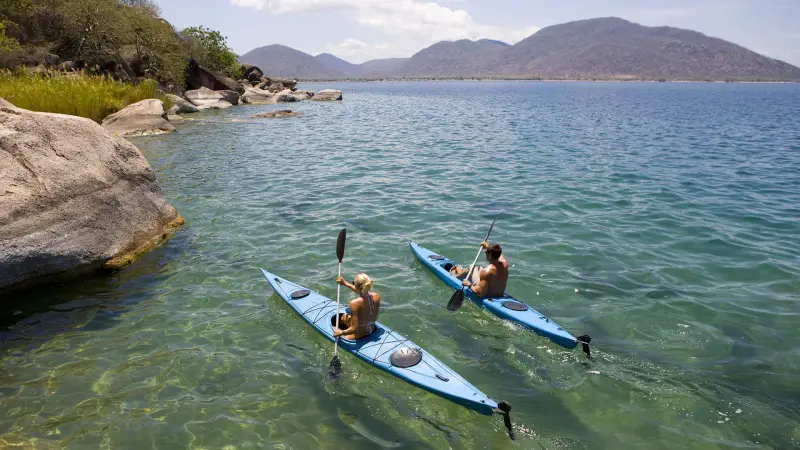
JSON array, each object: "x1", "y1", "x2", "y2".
[{"x1": 462, "y1": 266, "x2": 493, "y2": 297}]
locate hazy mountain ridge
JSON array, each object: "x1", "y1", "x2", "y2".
[
  {"x1": 242, "y1": 18, "x2": 800, "y2": 81},
  {"x1": 239, "y1": 44, "x2": 346, "y2": 79}
]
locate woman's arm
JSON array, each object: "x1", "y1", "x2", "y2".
[
  {"x1": 333, "y1": 300, "x2": 360, "y2": 337},
  {"x1": 336, "y1": 276, "x2": 361, "y2": 294}
]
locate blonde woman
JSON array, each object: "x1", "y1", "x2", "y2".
[{"x1": 334, "y1": 273, "x2": 381, "y2": 340}]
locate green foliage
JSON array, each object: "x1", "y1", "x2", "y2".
[
  {"x1": 0, "y1": 0, "x2": 242, "y2": 87},
  {"x1": 0, "y1": 20, "x2": 22, "y2": 52},
  {"x1": 121, "y1": 4, "x2": 185, "y2": 85},
  {"x1": 181, "y1": 25, "x2": 240, "y2": 79},
  {"x1": 0, "y1": 69, "x2": 171, "y2": 123}
]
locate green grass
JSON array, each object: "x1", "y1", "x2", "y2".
[{"x1": 0, "y1": 70, "x2": 171, "y2": 123}]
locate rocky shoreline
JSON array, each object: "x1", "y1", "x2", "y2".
[
  {"x1": 0, "y1": 61, "x2": 339, "y2": 294},
  {"x1": 98, "y1": 62, "x2": 342, "y2": 137}
]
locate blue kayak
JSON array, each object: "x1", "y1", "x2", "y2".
[
  {"x1": 260, "y1": 268, "x2": 500, "y2": 415},
  {"x1": 409, "y1": 241, "x2": 584, "y2": 351}
]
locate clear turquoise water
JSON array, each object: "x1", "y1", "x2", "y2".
[{"x1": 2, "y1": 81, "x2": 799, "y2": 449}]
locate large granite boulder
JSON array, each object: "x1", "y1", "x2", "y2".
[
  {"x1": 274, "y1": 90, "x2": 299, "y2": 103},
  {"x1": 291, "y1": 90, "x2": 315, "y2": 101},
  {"x1": 241, "y1": 87, "x2": 276, "y2": 105},
  {"x1": 185, "y1": 59, "x2": 245, "y2": 94},
  {"x1": 312, "y1": 89, "x2": 343, "y2": 101},
  {"x1": 101, "y1": 99, "x2": 175, "y2": 137},
  {"x1": 218, "y1": 76, "x2": 246, "y2": 95},
  {"x1": 166, "y1": 94, "x2": 199, "y2": 114},
  {"x1": 272, "y1": 78, "x2": 297, "y2": 90},
  {"x1": 0, "y1": 99, "x2": 183, "y2": 292},
  {"x1": 184, "y1": 87, "x2": 237, "y2": 110},
  {"x1": 241, "y1": 64, "x2": 264, "y2": 83}
]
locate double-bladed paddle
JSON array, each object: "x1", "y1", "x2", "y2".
[
  {"x1": 447, "y1": 217, "x2": 497, "y2": 311},
  {"x1": 329, "y1": 228, "x2": 347, "y2": 380}
]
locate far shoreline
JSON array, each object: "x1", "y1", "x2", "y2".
[{"x1": 299, "y1": 78, "x2": 800, "y2": 84}]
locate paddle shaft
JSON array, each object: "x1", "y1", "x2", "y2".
[
  {"x1": 464, "y1": 222, "x2": 497, "y2": 288},
  {"x1": 334, "y1": 261, "x2": 341, "y2": 355}
]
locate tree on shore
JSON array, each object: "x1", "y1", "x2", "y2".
[
  {"x1": 180, "y1": 26, "x2": 240, "y2": 79},
  {"x1": 0, "y1": 0, "x2": 242, "y2": 86}
]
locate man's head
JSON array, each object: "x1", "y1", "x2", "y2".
[{"x1": 485, "y1": 243, "x2": 502, "y2": 260}]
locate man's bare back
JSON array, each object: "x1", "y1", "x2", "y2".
[{"x1": 450, "y1": 241, "x2": 509, "y2": 298}]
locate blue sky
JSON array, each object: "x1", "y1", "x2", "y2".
[{"x1": 155, "y1": 0, "x2": 800, "y2": 65}]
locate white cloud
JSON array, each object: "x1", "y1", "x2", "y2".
[
  {"x1": 230, "y1": 0, "x2": 538, "y2": 59},
  {"x1": 326, "y1": 38, "x2": 399, "y2": 62}
]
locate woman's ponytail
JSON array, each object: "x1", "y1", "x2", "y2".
[{"x1": 354, "y1": 273, "x2": 373, "y2": 295}]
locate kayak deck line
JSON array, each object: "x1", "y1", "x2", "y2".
[
  {"x1": 409, "y1": 241, "x2": 592, "y2": 358},
  {"x1": 260, "y1": 268, "x2": 516, "y2": 438}
]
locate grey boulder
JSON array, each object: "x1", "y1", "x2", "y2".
[
  {"x1": 0, "y1": 99, "x2": 183, "y2": 291},
  {"x1": 241, "y1": 87, "x2": 276, "y2": 105},
  {"x1": 184, "y1": 87, "x2": 238, "y2": 110},
  {"x1": 312, "y1": 89, "x2": 343, "y2": 101},
  {"x1": 166, "y1": 94, "x2": 199, "y2": 115},
  {"x1": 101, "y1": 99, "x2": 175, "y2": 137}
]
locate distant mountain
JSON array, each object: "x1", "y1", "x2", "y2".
[
  {"x1": 314, "y1": 53, "x2": 360, "y2": 75},
  {"x1": 358, "y1": 58, "x2": 409, "y2": 77},
  {"x1": 239, "y1": 44, "x2": 345, "y2": 79},
  {"x1": 487, "y1": 17, "x2": 800, "y2": 81},
  {"x1": 395, "y1": 39, "x2": 510, "y2": 77},
  {"x1": 240, "y1": 18, "x2": 800, "y2": 81}
]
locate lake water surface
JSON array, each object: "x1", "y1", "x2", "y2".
[{"x1": 1, "y1": 81, "x2": 799, "y2": 449}]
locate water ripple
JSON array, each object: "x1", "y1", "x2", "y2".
[{"x1": 1, "y1": 81, "x2": 799, "y2": 449}]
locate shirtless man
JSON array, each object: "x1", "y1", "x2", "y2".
[
  {"x1": 333, "y1": 273, "x2": 381, "y2": 340},
  {"x1": 449, "y1": 241, "x2": 509, "y2": 298}
]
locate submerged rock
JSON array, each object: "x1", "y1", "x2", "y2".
[
  {"x1": 252, "y1": 110, "x2": 304, "y2": 118},
  {"x1": 312, "y1": 89, "x2": 343, "y2": 101},
  {"x1": 101, "y1": 99, "x2": 175, "y2": 137},
  {"x1": 0, "y1": 99, "x2": 183, "y2": 292}
]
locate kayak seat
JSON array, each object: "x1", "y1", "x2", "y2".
[{"x1": 329, "y1": 313, "x2": 380, "y2": 341}]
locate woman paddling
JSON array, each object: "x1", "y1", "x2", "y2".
[{"x1": 334, "y1": 273, "x2": 381, "y2": 340}]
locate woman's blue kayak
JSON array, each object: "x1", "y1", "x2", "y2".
[
  {"x1": 409, "y1": 241, "x2": 590, "y2": 354},
  {"x1": 259, "y1": 268, "x2": 503, "y2": 416}
]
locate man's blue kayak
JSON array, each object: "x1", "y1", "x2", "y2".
[
  {"x1": 260, "y1": 268, "x2": 500, "y2": 415},
  {"x1": 409, "y1": 241, "x2": 586, "y2": 351}
]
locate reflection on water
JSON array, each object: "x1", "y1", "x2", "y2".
[{"x1": 2, "y1": 81, "x2": 800, "y2": 449}]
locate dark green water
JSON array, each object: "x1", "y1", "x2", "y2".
[{"x1": 2, "y1": 82, "x2": 799, "y2": 449}]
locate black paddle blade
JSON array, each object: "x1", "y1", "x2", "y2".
[
  {"x1": 485, "y1": 216, "x2": 498, "y2": 241},
  {"x1": 328, "y1": 354, "x2": 342, "y2": 380},
  {"x1": 336, "y1": 228, "x2": 346, "y2": 263},
  {"x1": 447, "y1": 289, "x2": 465, "y2": 311}
]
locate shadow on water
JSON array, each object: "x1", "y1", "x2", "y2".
[
  {"x1": 431, "y1": 311, "x2": 609, "y2": 448},
  {"x1": 290, "y1": 354, "x2": 445, "y2": 448},
  {"x1": 0, "y1": 231, "x2": 190, "y2": 353}
]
